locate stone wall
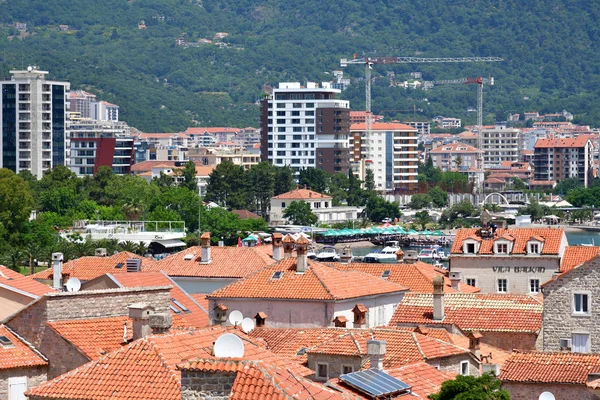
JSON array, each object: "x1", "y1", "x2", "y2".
[
  {"x1": 0, "y1": 366, "x2": 46, "y2": 399},
  {"x1": 480, "y1": 332, "x2": 538, "y2": 352},
  {"x1": 502, "y1": 382, "x2": 597, "y2": 400},
  {"x1": 543, "y1": 261, "x2": 600, "y2": 352},
  {"x1": 40, "y1": 324, "x2": 90, "y2": 379},
  {"x1": 307, "y1": 353, "x2": 365, "y2": 380},
  {"x1": 433, "y1": 354, "x2": 479, "y2": 377},
  {"x1": 181, "y1": 370, "x2": 236, "y2": 400}
]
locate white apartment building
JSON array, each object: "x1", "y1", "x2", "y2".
[
  {"x1": 429, "y1": 142, "x2": 484, "y2": 188},
  {"x1": 71, "y1": 91, "x2": 119, "y2": 121},
  {"x1": 0, "y1": 67, "x2": 70, "y2": 178},
  {"x1": 481, "y1": 126, "x2": 522, "y2": 168},
  {"x1": 350, "y1": 123, "x2": 418, "y2": 193},
  {"x1": 90, "y1": 100, "x2": 119, "y2": 121},
  {"x1": 260, "y1": 82, "x2": 351, "y2": 174}
]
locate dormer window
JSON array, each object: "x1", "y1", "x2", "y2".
[
  {"x1": 527, "y1": 237, "x2": 545, "y2": 254},
  {"x1": 496, "y1": 243, "x2": 508, "y2": 254},
  {"x1": 529, "y1": 243, "x2": 539, "y2": 254},
  {"x1": 463, "y1": 239, "x2": 480, "y2": 254}
]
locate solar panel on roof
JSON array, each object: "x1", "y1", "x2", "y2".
[
  {"x1": 0, "y1": 335, "x2": 13, "y2": 346},
  {"x1": 171, "y1": 298, "x2": 190, "y2": 314},
  {"x1": 339, "y1": 369, "x2": 411, "y2": 398}
]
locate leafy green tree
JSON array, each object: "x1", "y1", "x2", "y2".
[
  {"x1": 205, "y1": 161, "x2": 248, "y2": 209},
  {"x1": 179, "y1": 160, "x2": 198, "y2": 193},
  {"x1": 553, "y1": 177, "x2": 582, "y2": 195},
  {"x1": 365, "y1": 196, "x2": 401, "y2": 222},
  {"x1": 454, "y1": 155, "x2": 463, "y2": 170},
  {"x1": 440, "y1": 200, "x2": 478, "y2": 225},
  {"x1": 429, "y1": 373, "x2": 510, "y2": 400},
  {"x1": 299, "y1": 168, "x2": 329, "y2": 194},
  {"x1": 511, "y1": 177, "x2": 526, "y2": 190},
  {"x1": 247, "y1": 162, "x2": 276, "y2": 217},
  {"x1": 409, "y1": 193, "x2": 432, "y2": 209},
  {"x1": 283, "y1": 201, "x2": 318, "y2": 226},
  {"x1": 518, "y1": 200, "x2": 550, "y2": 220},
  {"x1": 414, "y1": 210, "x2": 432, "y2": 230},
  {"x1": 0, "y1": 244, "x2": 25, "y2": 272},
  {"x1": 428, "y1": 186, "x2": 449, "y2": 208},
  {"x1": 274, "y1": 166, "x2": 295, "y2": 195},
  {"x1": 0, "y1": 169, "x2": 35, "y2": 240},
  {"x1": 365, "y1": 169, "x2": 376, "y2": 192},
  {"x1": 347, "y1": 167, "x2": 366, "y2": 206},
  {"x1": 152, "y1": 172, "x2": 175, "y2": 189},
  {"x1": 329, "y1": 172, "x2": 350, "y2": 206},
  {"x1": 149, "y1": 186, "x2": 201, "y2": 232}
]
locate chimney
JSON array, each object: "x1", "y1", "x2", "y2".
[
  {"x1": 340, "y1": 245, "x2": 353, "y2": 264},
  {"x1": 282, "y1": 234, "x2": 295, "y2": 259},
  {"x1": 404, "y1": 250, "x2": 418, "y2": 264},
  {"x1": 295, "y1": 235, "x2": 309, "y2": 273},
  {"x1": 449, "y1": 271, "x2": 461, "y2": 292},
  {"x1": 395, "y1": 249, "x2": 404, "y2": 262},
  {"x1": 128, "y1": 303, "x2": 154, "y2": 340},
  {"x1": 200, "y1": 232, "x2": 211, "y2": 263},
  {"x1": 433, "y1": 276, "x2": 445, "y2": 321},
  {"x1": 126, "y1": 258, "x2": 142, "y2": 273},
  {"x1": 468, "y1": 331, "x2": 483, "y2": 359},
  {"x1": 367, "y1": 340, "x2": 386, "y2": 370},
  {"x1": 51, "y1": 253, "x2": 63, "y2": 290},
  {"x1": 272, "y1": 233, "x2": 283, "y2": 261},
  {"x1": 149, "y1": 313, "x2": 172, "y2": 334}
]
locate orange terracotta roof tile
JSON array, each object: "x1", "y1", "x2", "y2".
[
  {"x1": 272, "y1": 188, "x2": 332, "y2": 200},
  {"x1": 31, "y1": 252, "x2": 157, "y2": 282},
  {"x1": 534, "y1": 135, "x2": 594, "y2": 149},
  {"x1": 383, "y1": 362, "x2": 456, "y2": 399},
  {"x1": 0, "y1": 264, "x2": 55, "y2": 297},
  {"x1": 209, "y1": 258, "x2": 408, "y2": 300},
  {"x1": 500, "y1": 351, "x2": 600, "y2": 384},
  {"x1": 328, "y1": 262, "x2": 480, "y2": 294},
  {"x1": 560, "y1": 246, "x2": 600, "y2": 272},
  {"x1": 131, "y1": 160, "x2": 177, "y2": 172},
  {"x1": 146, "y1": 246, "x2": 272, "y2": 278},
  {"x1": 0, "y1": 325, "x2": 47, "y2": 370},
  {"x1": 389, "y1": 293, "x2": 543, "y2": 333},
  {"x1": 190, "y1": 293, "x2": 209, "y2": 312},
  {"x1": 109, "y1": 271, "x2": 209, "y2": 328},
  {"x1": 230, "y1": 209, "x2": 261, "y2": 219},
  {"x1": 451, "y1": 228, "x2": 565, "y2": 255},
  {"x1": 26, "y1": 326, "x2": 316, "y2": 400}
]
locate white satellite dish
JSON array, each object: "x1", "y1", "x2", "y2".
[
  {"x1": 539, "y1": 393, "x2": 555, "y2": 400},
  {"x1": 65, "y1": 277, "x2": 81, "y2": 292},
  {"x1": 241, "y1": 317, "x2": 255, "y2": 333},
  {"x1": 213, "y1": 333, "x2": 245, "y2": 358},
  {"x1": 27, "y1": 66, "x2": 33, "y2": 71},
  {"x1": 228, "y1": 310, "x2": 243, "y2": 326}
]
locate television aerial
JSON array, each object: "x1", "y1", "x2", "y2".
[
  {"x1": 241, "y1": 318, "x2": 255, "y2": 333},
  {"x1": 65, "y1": 277, "x2": 81, "y2": 292},
  {"x1": 228, "y1": 310, "x2": 243, "y2": 326},
  {"x1": 213, "y1": 333, "x2": 245, "y2": 358}
]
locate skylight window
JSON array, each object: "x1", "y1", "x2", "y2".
[
  {"x1": 296, "y1": 347, "x2": 307, "y2": 356},
  {"x1": 115, "y1": 263, "x2": 124, "y2": 269},
  {"x1": 170, "y1": 304, "x2": 181, "y2": 314},
  {"x1": 382, "y1": 270, "x2": 391, "y2": 279},
  {"x1": 0, "y1": 335, "x2": 13, "y2": 347},
  {"x1": 272, "y1": 271, "x2": 284, "y2": 280},
  {"x1": 171, "y1": 298, "x2": 190, "y2": 314},
  {"x1": 183, "y1": 254, "x2": 194, "y2": 260}
]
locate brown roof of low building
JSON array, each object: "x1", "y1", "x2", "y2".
[
  {"x1": 0, "y1": 325, "x2": 47, "y2": 370},
  {"x1": 500, "y1": 351, "x2": 600, "y2": 384},
  {"x1": 272, "y1": 188, "x2": 332, "y2": 200}
]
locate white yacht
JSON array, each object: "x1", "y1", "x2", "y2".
[
  {"x1": 315, "y1": 246, "x2": 340, "y2": 262},
  {"x1": 363, "y1": 241, "x2": 401, "y2": 263}
]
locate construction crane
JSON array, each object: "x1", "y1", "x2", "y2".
[{"x1": 340, "y1": 56, "x2": 503, "y2": 153}]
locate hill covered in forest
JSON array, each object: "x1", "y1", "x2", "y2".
[{"x1": 0, "y1": 0, "x2": 599, "y2": 131}]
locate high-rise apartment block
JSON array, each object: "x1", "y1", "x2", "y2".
[
  {"x1": 533, "y1": 136, "x2": 594, "y2": 187},
  {"x1": 0, "y1": 67, "x2": 69, "y2": 178},
  {"x1": 70, "y1": 91, "x2": 119, "y2": 121},
  {"x1": 260, "y1": 82, "x2": 350, "y2": 174},
  {"x1": 481, "y1": 126, "x2": 522, "y2": 168}
]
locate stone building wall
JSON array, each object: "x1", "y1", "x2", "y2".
[
  {"x1": 0, "y1": 366, "x2": 47, "y2": 399},
  {"x1": 480, "y1": 332, "x2": 538, "y2": 352},
  {"x1": 181, "y1": 370, "x2": 236, "y2": 400},
  {"x1": 307, "y1": 353, "x2": 365, "y2": 380},
  {"x1": 433, "y1": 354, "x2": 479, "y2": 377},
  {"x1": 543, "y1": 261, "x2": 600, "y2": 352},
  {"x1": 502, "y1": 382, "x2": 597, "y2": 400},
  {"x1": 39, "y1": 324, "x2": 90, "y2": 379}
]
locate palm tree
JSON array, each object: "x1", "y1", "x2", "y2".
[
  {"x1": 122, "y1": 201, "x2": 144, "y2": 221},
  {"x1": 454, "y1": 155, "x2": 463, "y2": 171},
  {"x1": 136, "y1": 242, "x2": 149, "y2": 256},
  {"x1": 118, "y1": 241, "x2": 138, "y2": 253},
  {"x1": 0, "y1": 245, "x2": 25, "y2": 272},
  {"x1": 23, "y1": 241, "x2": 44, "y2": 276}
]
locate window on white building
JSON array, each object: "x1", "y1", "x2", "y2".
[
  {"x1": 572, "y1": 333, "x2": 590, "y2": 353},
  {"x1": 466, "y1": 278, "x2": 476, "y2": 287},
  {"x1": 529, "y1": 279, "x2": 540, "y2": 294},
  {"x1": 573, "y1": 293, "x2": 590, "y2": 315},
  {"x1": 497, "y1": 279, "x2": 507, "y2": 293},
  {"x1": 495, "y1": 243, "x2": 508, "y2": 254}
]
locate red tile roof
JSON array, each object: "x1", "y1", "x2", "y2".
[
  {"x1": 350, "y1": 122, "x2": 417, "y2": 132},
  {"x1": 430, "y1": 143, "x2": 482, "y2": 154},
  {"x1": 231, "y1": 209, "x2": 261, "y2": 219},
  {"x1": 327, "y1": 262, "x2": 479, "y2": 293},
  {"x1": 528, "y1": 180, "x2": 557, "y2": 186},
  {"x1": 500, "y1": 351, "x2": 600, "y2": 384},
  {"x1": 560, "y1": 246, "x2": 600, "y2": 273},
  {"x1": 131, "y1": 160, "x2": 177, "y2": 173},
  {"x1": 146, "y1": 246, "x2": 273, "y2": 278},
  {"x1": 0, "y1": 264, "x2": 55, "y2": 297},
  {"x1": 31, "y1": 252, "x2": 157, "y2": 282},
  {"x1": 0, "y1": 325, "x2": 47, "y2": 370},
  {"x1": 534, "y1": 135, "x2": 594, "y2": 149},
  {"x1": 389, "y1": 293, "x2": 543, "y2": 333},
  {"x1": 451, "y1": 228, "x2": 565, "y2": 255},
  {"x1": 209, "y1": 258, "x2": 408, "y2": 300},
  {"x1": 272, "y1": 188, "x2": 332, "y2": 200},
  {"x1": 109, "y1": 271, "x2": 209, "y2": 328},
  {"x1": 25, "y1": 326, "x2": 316, "y2": 400}
]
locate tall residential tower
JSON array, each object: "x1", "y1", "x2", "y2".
[{"x1": 0, "y1": 67, "x2": 70, "y2": 178}]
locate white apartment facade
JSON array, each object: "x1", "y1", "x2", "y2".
[
  {"x1": 260, "y1": 82, "x2": 351, "y2": 174},
  {"x1": 481, "y1": 126, "x2": 522, "y2": 168},
  {"x1": 0, "y1": 68, "x2": 70, "y2": 178},
  {"x1": 350, "y1": 123, "x2": 418, "y2": 193}
]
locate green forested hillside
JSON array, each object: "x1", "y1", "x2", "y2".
[{"x1": 1, "y1": 0, "x2": 599, "y2": 131}]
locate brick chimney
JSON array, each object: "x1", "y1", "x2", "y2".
[
  {"x1": 295, "y1": 235, "x2": 309, "y2": 273},
  {"x1": 340, "y1": 245, "x2": 353, "y2": 264},
  {"x1": 128, "y1": 303, "x2": 154, "y2": 340},
  {"x1": 272, "y1": 233, "x2": 283, "y2": 261},
  {"x1": 200, "y1": 232, "x2": 211, "y2": 264},
  {"x1": 282, "y1": 234, "x2": 295, "y2": 259},
  {"x1": 149, "y1": 313, "x2": 172, "y2": 334},
  {"x1": 404, "y1": 250, "x2": 418, "y2": 264},
  {"x1": 433, "y1": 275, "x2": 445, "y2": 321},
  {"x1": 468, "y1": 331, "x2": 483, "y2": 359},
  {"x1": 449, "y1": 271, "x2": 461, "y2": 292},
  {"x1": 367, "y1": 340, "x2": 386, "y2": 370},
  {"x1": 51, "y1": 252, "x2": 63, "y2": 290},
  {"x1": 395, "y1": 249, "x2": 404, "y2": 262}
]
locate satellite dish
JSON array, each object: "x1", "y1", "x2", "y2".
[
  {"x1": 228, "y1": 310, "x2": 243, "y2": 326},
  {"x1": 65, "y1": 277, "x2": 81, "y2": 292},
  {"x1": 27, "y1": 66, "x2": 33, "y2": 71},
  {"x1": 241, "y1": 318, "x2": 255, "y2": 333},
  {"x1": 539, "y1": 393, "x2": 555, "y2": 400},
  {"x1": 213, "y1": 333, "x2": 245, "y2": 358}
]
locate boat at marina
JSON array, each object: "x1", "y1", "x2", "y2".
[
  {"x1": 417, "y1": 247, "x2": 444, "y2": 262},
  {"x1": 363, "y1": 241, "x2": 401, "y2": 263},
  {"x1": 315, "y1": 246, "x2": 341, "y2": 262}
]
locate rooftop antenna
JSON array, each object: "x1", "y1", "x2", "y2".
[
  {"x1": 65, "y1": 277, "x2": 81, "y2": 292},
  {"x1": 213, "y1": 333, "x2": 245, "y2": 358},
  {"x1": 241, "y1": 317, "x2": 255, "y2": 333},
  {"x1": 228, "y1": 310, "x2": 243, "y2": 326}
]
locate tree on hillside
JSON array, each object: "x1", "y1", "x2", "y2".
[
  {"x1": 180, "y1": 160, "x2": 198, "y2": 193},
  {"x1": 409, "y1": 193, "x2": 432, "y2": 210},
  {"x1": 429, "y1": 373, "x2": 510, "y2": 400},
  {"x1": 283, "y1": 201, "x2": 318, "y2": 226}
]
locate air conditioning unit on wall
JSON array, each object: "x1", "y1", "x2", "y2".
[{"x1": 560, "y1": 338, "x2": 572, "y2": 349}]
